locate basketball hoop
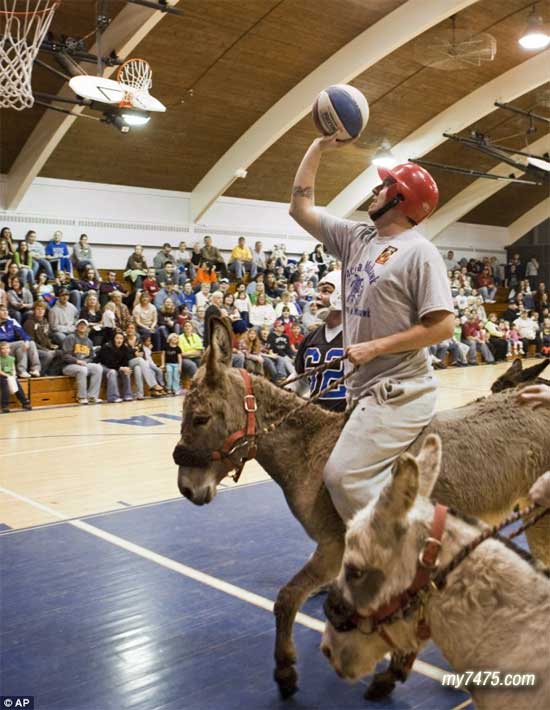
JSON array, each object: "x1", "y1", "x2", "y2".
[
  {"x1": 116, "y1": 57, "x2": 153, "y2": 109},
  {"x1": 0, "y1": 0, "x2": 59, "y2": 110}
]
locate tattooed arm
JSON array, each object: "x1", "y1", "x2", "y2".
[{"x1": 289, "y1": 134, "x2": 350, "y2": 240}]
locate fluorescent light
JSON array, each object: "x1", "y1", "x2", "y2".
[
  {"x1": 372, "y1": 144, "x2": 397, "y2": 168},
  {"x1": 519, "y1": 10, "x2": 550, "y2": 49},
  {"x1": 121, "y1": 112, "x2": 150, "y2": 126}
]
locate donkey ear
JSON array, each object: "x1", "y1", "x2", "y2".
[
  {"x1": 417, "y1": 434, "x2": 442, "y2": 498},
  {"x1": 520, "y1": 358, "x2": 550, "y2": 383},
  {"x1": 205, "y1": 317, "x2": 233, "y2": 386},
  {"x1": 375, "y1": 453, "x2": 419, "y2": 520}
]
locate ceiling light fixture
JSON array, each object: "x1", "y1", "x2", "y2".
[
  {"x1": 120, "y1": 111, "x2": 151, "y2": 126},
  {"x1": 519, "y1": 5, "x2": 550, "y2": 50},
  {"x1": 372, "y1": 143, "x2": 397, "y2": 168}
]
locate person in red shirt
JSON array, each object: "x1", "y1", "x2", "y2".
[
  {"x1": 288, "y1": 321, "x2": 304, "y2": 356},
  {"x1": 461, "y1": 313, "x2": 494, "y2": 364},
  {"x1": 143, "y1": 268, "x2": 161, "y2": 299},
  {"x1": 476, "y1": 267, "x2": 496, "y2": 303}
]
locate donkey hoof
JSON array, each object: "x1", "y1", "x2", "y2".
[
  {"x1": 274, "y1": 666, "x2": 299, "y2": 699},
  {"x1": 364, "y1": 671, "x2": 396, "y2": 701}
]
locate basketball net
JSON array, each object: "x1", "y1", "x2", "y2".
[
  {"x1": 0, "y1": 0, "x2": 59, "y2": 110},
  {"x1": 116, "y1": 57, "x2": 153, "y2": 109}
]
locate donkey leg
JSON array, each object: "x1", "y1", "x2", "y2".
[
  {"x1": 524, "y1": 511, "x2": 550, "y2": 566},
  {"x1": 273, "y1": 540, "x2": 344, "y2": 698}
]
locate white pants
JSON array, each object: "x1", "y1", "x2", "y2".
[{"x1": 323, "y1": 375, "x2": 436, "y2": 521}]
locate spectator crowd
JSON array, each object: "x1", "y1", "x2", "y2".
[
  {"x1": 1, "y1": 225, "x2": 548, "y2": 413},
  {"x1": 429, "y1": 250, "x2": 549, "y2": 368}
]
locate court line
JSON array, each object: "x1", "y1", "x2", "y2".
[
  {"x1": 0, "y1": 479, "x2": 270, "y2": 537},
  {"x1": 0, "y1": 439, "x2": 113, "y2": 458},
  {"x1": 0, "y1": 483, "x2": 449, "y2": 684},
  {"x1": 450, "y1": 700, "x2": 474, "y2": 710}
]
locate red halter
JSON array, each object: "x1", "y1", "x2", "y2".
[
  {"x1": 351, "y1": 504, "x2": 448, "y2": 647},
  {"x1": 211, "y1": 369, "x2": 258, "y2": 483}
]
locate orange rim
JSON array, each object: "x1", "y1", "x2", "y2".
[
  {"x1": 0, "y1": 2, "x2": 59, "y2": 17},
  {"x1": 116, "y1": 58, "x2": 150, "y2": 77}
]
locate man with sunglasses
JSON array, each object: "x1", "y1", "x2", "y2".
[{"x1": 289, "y1": 135, "x2": 454, "y2": 522}]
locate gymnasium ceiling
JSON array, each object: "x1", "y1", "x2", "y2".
[{"x1": 1, "y1": 0, "x2": 549, "y2": 236}]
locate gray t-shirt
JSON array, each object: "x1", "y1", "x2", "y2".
[{"x1": 319, "y1": 213, "x2": 454, "y2": 399}]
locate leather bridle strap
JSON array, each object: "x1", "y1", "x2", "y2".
[
  {"x1": 369, "y1": 504, "x2": 448, "y2": 628},
  {"x1": 211, "y1": 369, "x2": 257, "y2": 483}
]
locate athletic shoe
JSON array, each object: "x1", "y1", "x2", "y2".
[
  {"x1": 136, "y1": 396, "x2": 145, "y2": 401},
  {"x1": 123, "y1": 397, "x2": 133, "y2": 402},
  {"x1": 89, "y1": 397, "x2": 103, "y2": 403},
  {"x1": 78, "y1": 398, "x2": 89, "y2": 405},
  {"x1": 18, "y1": 371, "x2": 30, "y2": 378},
  {"x1": 23, "y1": 403, "x2": 32, "y2": 410},
  {"x1": 30, "y1": 369, "x2": 41, "y2": 377},
  {"x1": 111, "y1": 398, "x2": 123, "y2": 403}
]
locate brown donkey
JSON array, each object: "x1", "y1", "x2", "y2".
[
  {"x1": 173, "y1": 318, "x2": 550, "y2": 700},
  {"x1": 322, "y1": 437, "x2": 550, "y2": 710}
]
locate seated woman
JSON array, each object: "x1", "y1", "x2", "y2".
[
  {"x1": 98, "y1": 330, "x2": 136, "y2": 403},
  {"x1": 124, "y1": 244, "x2": 148, "y2": 290},
  {"x1": 72, "y1": 234, "x2": 97, "y2": 278},
  {"x1": 75, "y1": 266, "x2": 100, "y2": 299},
  {"x1": 109, "y1": 290, "x2": 132, "y2": 333},
  {"x1": 7, "y1": 276, "x2": 33, "y2": 324},
  {"x1": 33, "y1": 272, "x2": 56, "y2": 308},
  {"x1": 124, "y1": 323, "x2": 164, "y2": 398},
  {"x1": 250, "y1": 292, "x2": 277, "y2": 329},
  {"x1": 158, "y1": 297, "x2": 181, "y2": 348},
  {"x1": 177, "y1": 320, "x2": 204, "y2": 383},
  {"x1": 80, "y1": 292, "x2": 104, "y2": 347},
  {"x1": 23, "y1": 300, "x2": 63, "y2": 375},
  {"x1": 133, "y1": 290, "x2": 160, "y2": 350},
  {"x1": 139, "y1": 333, "x2": 166, "y2": 393},
  {"x1": 234, "y1": 283, "x2": 251, "y2": 325},
  {"x1": 12, "y1": 240, "x2": 35, "y2": 287},
  {"x1": 238, "y1": 326, "x2": 265, "y2": 376}
]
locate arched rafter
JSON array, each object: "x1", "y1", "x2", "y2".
[
  {"x1": 190, "y1": 0, "x2": 480, "y2": 223},
  {"x1": 507, "y1": 198, "x2": 550, "y2": 243}
]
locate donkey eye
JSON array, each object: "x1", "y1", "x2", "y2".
[
  {"x1": 345, "y1": 564, "x2": 364, "y2": 581},
  {"x1": 192, "y1": 416, "x2": 210, "y2": 427}
]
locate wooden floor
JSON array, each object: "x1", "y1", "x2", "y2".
[{"x1": 0, "y1": 360, "x2": 529, "y2": 532}]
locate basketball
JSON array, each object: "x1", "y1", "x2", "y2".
[{"x1": 312, "y1": 84, "x2": 369, "y2": 140}]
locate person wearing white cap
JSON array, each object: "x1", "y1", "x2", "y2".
[
  {"x1": 61, "y1": 319, "x2": 103, "y2": 405},
  {"x1": 295, "y1": 271, "x2": 346, "y2": 412}
]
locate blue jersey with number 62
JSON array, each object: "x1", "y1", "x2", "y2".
[{"x1": 295, "y1": 325, "x2": 346, "y2": 412}]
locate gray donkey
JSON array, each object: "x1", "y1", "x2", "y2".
[
  {"x1": 173, "y1": 318, "x2": 550, "y2": 700},
  {"x1": 322, "y1": 436, "x2": 550, "y2": 710}
]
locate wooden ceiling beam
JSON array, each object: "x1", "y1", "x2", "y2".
[
  {"x1": 327, "y1": 50, "x2": 550, "y2": 219},
  {"x1": 190, "y1": 0, "x2": 480, "y2": 223},
  {"x1": 424, "y1": 133, "x2": 550, "y2": 240},
  {"x1": 507, "y1": 197, "x2": 550, "y2": 243},
  {"x1": 3, "y1": 0, "x2": 182, "y2": 211}
]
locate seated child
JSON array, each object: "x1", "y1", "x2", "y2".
[
  {"x1": 0, "y1": 340, "x2": 32, "y2": 413},
  {"x1": 164, "y1": 332, "x2": 182, "y2": 395}
]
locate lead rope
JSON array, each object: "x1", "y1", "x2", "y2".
[{"x1": 257, "y1": 359, "x2": 358, "y2": 439}]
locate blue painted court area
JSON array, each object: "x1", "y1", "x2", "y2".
[{"x1": 1, "y1": 482, "x2": 470, "y2": 710}]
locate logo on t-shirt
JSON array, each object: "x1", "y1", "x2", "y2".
[{"x1": 375, "y1": 246, "x2": 398, "y2": 265}]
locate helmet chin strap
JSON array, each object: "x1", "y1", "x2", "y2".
[{"x1": 369, "y1": 193, "x2": 405, "y2": 223}]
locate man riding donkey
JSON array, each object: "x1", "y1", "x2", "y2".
[
  {"x1": 289, "y1": 135, "x2": 454, "y2": 521},
  {"x1": 289, "y1": 136, "x2": 454, "y2": 695}
]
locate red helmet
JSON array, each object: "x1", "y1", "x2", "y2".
[{"x1": 377, "y1": 163, "x2": 439, "y2": 224}]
